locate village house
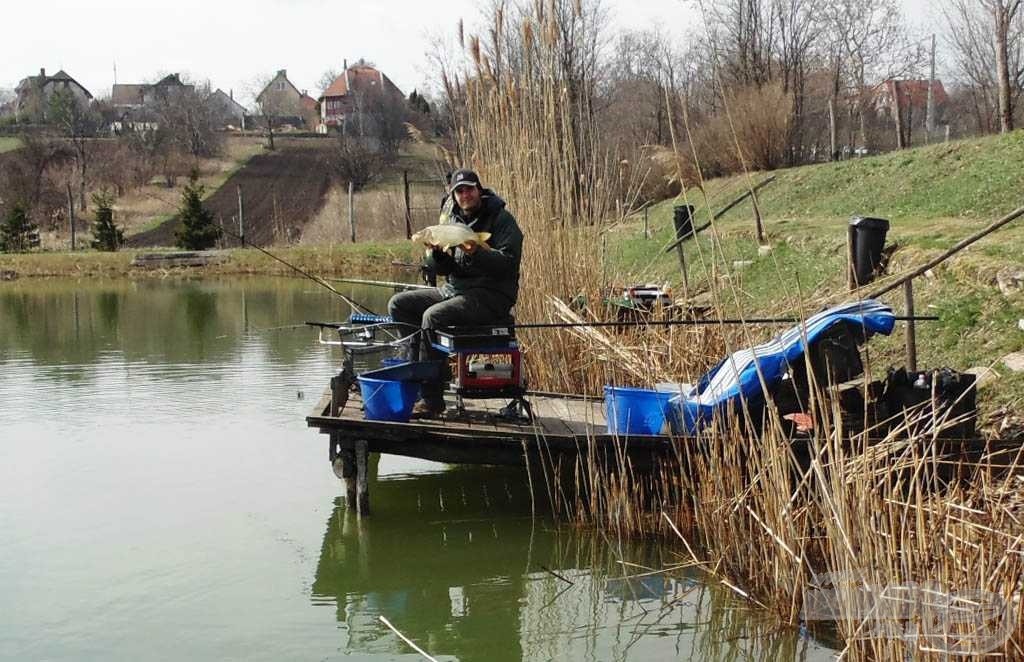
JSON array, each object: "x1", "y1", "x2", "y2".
[
  {"x1": 111, "y1": 73, "x2": 195, "y2": 110},
  {"x1": 318, "y1": 60, "x2": 403, "y2": 133},
  {"x1": 206, "y1": 88, "x2": 247, "y2": 129},
  {"x1": 255, "y1": 69, "x2": 319, "y2": 130},
  {"x1": 109, "y1": 73, "x2": 197, "y2": 131},
  {"x1": 873, "y1": 79, "x2": 948, "y2": 123},
  {"x1": 14, "y1": 68, "x2": 93, "y2": 122}
]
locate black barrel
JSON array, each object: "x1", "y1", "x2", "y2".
[
  {"x1": 849, "y1": 216, "x2": 890, "y2": 286},
  {"x1": 673, "y1": 205, "x2": 694, "y2": 242}
]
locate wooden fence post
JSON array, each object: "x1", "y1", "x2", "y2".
[
  {"x1": 403, "y1": 170, "x2": 413, "y2": 239},
  {"x1": 67, "y1": 182, "x2": 75, "y2": 250},
  {"x1": 348, "y1": 181, "x2": 356, "y2": 243},
  {"x1": 237, "y1": 185, "x2": 244, "y2": 246},
  {"x1": 847, "y1": 223, "x2": 857, "y2": 291}
]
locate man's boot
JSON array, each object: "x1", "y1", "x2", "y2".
[{"x1": 412, "y1": 383, "x2": 446, "y2": 419}]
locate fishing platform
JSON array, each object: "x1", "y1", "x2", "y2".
[
  {"x1": 306, "y1": 314, "x2": 678, "y2": 514},
  {"x1": 306, "y1": 304, "x2": 1017, "y2": 516}
]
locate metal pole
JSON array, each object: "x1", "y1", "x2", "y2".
[
  {"x1": 348, "y1": 181, "x2": 356, "y2": 243},
  {"x1": 643, "y1": 207, "x2": 649, "y2": 239},
  {"x1": 925, "y1": 33, "x2": 936, "y2": 142},
  {"x1": 237, "y1": 185, "x2": 244, "y2": 246},
  {"x1": 904, "y1": 279, "x2": 918, "y2": 372},
  {"x1": 402, "y1": 170, "x2": 412, "y2": 239}
]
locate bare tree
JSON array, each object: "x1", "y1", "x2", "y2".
[
  {"x1": 774, "y1": 0, "x2": 827, "y2": 164},
  {"x1": 825, "y1": 0, "x2": 913, "y2": 151},
  {"x1": 48, "y1": 88, "x2": 101, "y2": 211},
  {"x1": 150, "y1": 81, "x2": 223, "y2": 159},
  {"x1": 318, "y1": 69, "x2": 341, "y2": 96},
  {"x1": 987, "y1": 0, "x2": 1023, "y2": 131},
  {"x1": 0, "y1": 134, "x2": 71, "y2": 225},
  {"x1": 946, "y1": 0, "x2": 1023, "y2": 133}
]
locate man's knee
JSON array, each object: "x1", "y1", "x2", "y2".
[
  {"x1": 387, "y1": 294, "x2": 405, "y2": 319},
  {"x1": 421, "y1": 303, "x2": 443, "y2": 330},
  {"x1": 389, "y1": 290, "x2": 434, "y2": 322}
]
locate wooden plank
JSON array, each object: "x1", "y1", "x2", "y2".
[{"x1": 314, "y1": 390, "x2": 332, "y2": 417}]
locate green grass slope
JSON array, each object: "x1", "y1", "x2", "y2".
[{"x1": 609, "y1": 131, "x2": 1024, "y2": 417}]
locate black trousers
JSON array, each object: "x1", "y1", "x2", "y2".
[{"x1": 387, "y1": 288, "x2": 512, "y2": 403}]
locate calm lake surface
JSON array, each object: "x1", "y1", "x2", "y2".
[{"x1": 0, "y1": 276, "x2": 835, "y2": 661}]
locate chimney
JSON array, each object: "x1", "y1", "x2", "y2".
[
  {"x1": 229, "y1": 89, "x2": 233, "y2": 100},
  {"x1": 40, "y1": 67, "x2": 46, "y2": 78},
  {"x1": 278, "y1": 69, "x2": 286, "y2": 78},
  {"x1": 343, "y1": 59, "x2": 348, "y2": 71}
]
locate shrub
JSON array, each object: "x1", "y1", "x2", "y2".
[
  {"x1": 174, "y1": 171, "x2": 221, "y2": 250},
  {"x1": 90, "y1": 191, "x2": 124, "y2": 251},
  {"x1": 690, "y1": 82, "x2": 793, "y2": 176},
  {"x1": 0, "y1": 204, "x2": 38, "y2": 252}
]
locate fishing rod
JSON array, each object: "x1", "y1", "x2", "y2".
[
  {"x1": 327, "y1": 277, "x2": 431, "y2": 291},
  {"x1": 444, "y1": 315, "x2": 938, "y2": 332},
  {"x1": 218, "y1": 226, "x2": 377, "y2": 315}
]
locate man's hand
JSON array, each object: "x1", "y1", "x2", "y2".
[{"x1": 460, "y1": 239, "x2": 489, "y2": 254}]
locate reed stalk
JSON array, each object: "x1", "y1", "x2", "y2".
[{"x1": 440, "y1": 2, "x2": 1024, "y2": 658}]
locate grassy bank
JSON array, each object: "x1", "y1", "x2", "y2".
[
  {"x1": 0, "y1": 242, "x2": 418, "y2": 280},
  {"x1": 0, "y1": 136, "x2": 21, "y2": 153},
  {"x1": 608, "y1": 132, "x2": 1024, "y2": 416}
]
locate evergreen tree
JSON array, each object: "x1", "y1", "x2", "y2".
[
  {"x1": 407, "y1": 89, "x2": 431, "y2": 115},
  {"x1": 90, "y1": 192, "x2": 124, "y2": 251},
  {"x1": 174, "y1": 171, "x2": 221, "y2": 250},
  {"x1": 0, "y1": 204, "x2": 38, "y2": 253}
]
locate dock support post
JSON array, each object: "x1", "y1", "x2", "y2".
[
  {"x1": 355, "y1": 439, "x2": 370, "y2": 516},
  {"x1": 329, "y1": 370, "x2": 360, "y2": 510}
]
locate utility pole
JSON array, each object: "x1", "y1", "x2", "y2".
[{"x1": 925, "y1": 33, "x2": 936, "y2": 142}]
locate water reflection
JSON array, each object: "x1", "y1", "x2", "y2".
[
  {"x1": 0, "y1": 277, "x2": 392, "y2": 369},
  {"x1": 0, "y1": 277, "x2": 837, "y2": 661},
  {"x1": 312, "y1": 467, "x2": 833, "y2": 662}
]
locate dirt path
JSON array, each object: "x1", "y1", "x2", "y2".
[{"x1": 127, "y1": 143, "x2": 334, "y2": 247}]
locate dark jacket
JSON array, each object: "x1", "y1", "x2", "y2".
[{"x1": 425, "y1": 189, "x2": 523, "y2": 305}]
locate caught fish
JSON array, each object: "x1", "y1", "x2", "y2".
[{"x1": 412, "y1": 224, "x2": 491, "y2": 251}]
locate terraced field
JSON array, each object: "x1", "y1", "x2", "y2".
[{"x1": 127, "y1": 141, "x2": 334, "y2": 247}]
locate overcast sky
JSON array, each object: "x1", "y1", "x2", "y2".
[{"x1": 2, "y1": 0, "x2": 937, "y2": 106}]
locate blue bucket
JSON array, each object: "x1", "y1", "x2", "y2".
[
  {"x1": 604, "y1": 386, "x2": 678, "y2": 435},
  {"x1": 357, "y1": 376, "x2": 421, "y2": 422}
]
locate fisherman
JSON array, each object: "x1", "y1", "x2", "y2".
[{"x1": 387, "y1": 169, "x2": 524, "y2": 418}]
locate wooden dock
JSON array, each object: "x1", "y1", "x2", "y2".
[
  {"x1": 307, "y1": 387, "x2": 1023, "y2": 516},
  {"x1": 306, "y1": 388, "x2": 678, "y2": 514}
]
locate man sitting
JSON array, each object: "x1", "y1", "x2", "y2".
[{"x1": 387, "y1": 169, "x2": 524, "y2": 418}]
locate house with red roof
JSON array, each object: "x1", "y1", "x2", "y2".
[
  {"x1": 872, "y1": 79, "x2": 948, "y2": 119},
  {"x1": 318, "y1": 60, "x2": 404, "y2": 132}
]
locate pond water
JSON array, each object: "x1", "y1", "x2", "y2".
[{"x1": 0, "y1": 276, "x2": 835, "y2": 661}]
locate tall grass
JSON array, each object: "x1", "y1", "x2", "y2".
[
  {"x1": 442, "y1": 1, "x2": 738, "y2": 395},
  {"x1": 443, "y1": 2, "x2": 1024, "y2": 658}
]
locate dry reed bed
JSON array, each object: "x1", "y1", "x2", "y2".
[{"x1": 442, "y1": 2, "x2": 1024, "y2": 657}]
